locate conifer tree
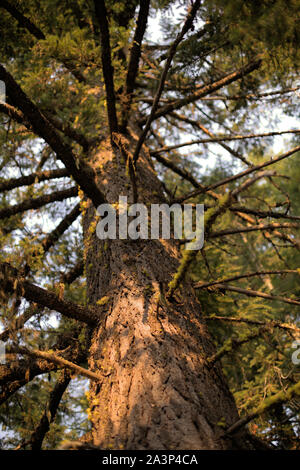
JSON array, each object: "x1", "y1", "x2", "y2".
[{"x1": 0, "y1": 0, "x2": 299, "y2": 449}]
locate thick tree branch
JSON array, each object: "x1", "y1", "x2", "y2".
[
  {"x1": 0, "y1": 101, "x2": 91, "y2": 150},
  {"x1": 0, "y1": 186, "x2": 78, "y2": 220},
  {"x1": 9, "y1": 345, "x2": 102, "y2": 382},
  {"x1": 0, "y1": 358, "x2": 58, "y2": 405},
  {"x1": 0, "y1": 0, "x2": 45, "y2": 39},
  {"x1": 121, "y1": 0, "x2": 151, "y2": 130},
  {"x1": 0, "y1": 65, "x2": 106, "y2": 208},
  {"x1": 93, "y1": 0, "x2": 118, "y2": 135},
  {"x1": 0, "y1": 356, "x2": 55, "y2": 387},
  {"x1": 0, "y1": 330, "x2": 86, "y2": 404},
  {"x1": 0, "y1": 262, "x2": 97, "y2": 325},
  {"x1": 0, "y1": 168, "x2": 69, "y2": 193},
  {"x1": 0, "y1": 261, "x2": 84, "y2": 343},
  {"x1": 0, "y1": 101, "x2": 30, "y2": 127},
  {"x1": 0, "y1": 205, "x2": 82, "y2": 343}
]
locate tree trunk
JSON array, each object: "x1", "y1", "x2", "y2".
[{"x1": 83, "y1": 128, "x2": 253, "y2": 450}]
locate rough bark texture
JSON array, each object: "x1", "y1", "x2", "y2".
[{"x1": 83, "y1": 128, "x2": 254, "y2": 450}]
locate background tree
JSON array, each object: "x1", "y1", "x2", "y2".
[{"x1": 0, "y1": 0, "x2": 299, "y2": 450}]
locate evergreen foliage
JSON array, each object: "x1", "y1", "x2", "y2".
[{"x1": 0, "y1": 0, "x2": 299, "y2": 449}]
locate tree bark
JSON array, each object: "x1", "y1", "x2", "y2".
[{"x1": 83, "y1": 128, "x2": 254, "y2": 450}]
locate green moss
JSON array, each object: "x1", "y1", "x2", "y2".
[
  {"x1": 254, "y1": 380, "x2": 300, "y2": 416},
  {"x1": 217, "y1": 417, "x2": 227, "y2": 428},
  {"x1": 167, "y1": 249, "x2": 194, "y2": 297},
  {"x1": 96, "y1": 296, "x2": 110, "y2": 306}
]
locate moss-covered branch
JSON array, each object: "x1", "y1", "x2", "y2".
[
  {"x1": 0, "y1": 168, "x2": 69, "y2": 193},
  {"x1": 0, "y1": 186, "x2": 78, "y2": 220},
  {"x1": 226, "y1": 380, "x2": 300, "y2": 435},
  {"x1": 8, "y1": 345, "x2": 102, "y2": 383},
  {"x1": 0, "y1": 262, "x2": 97, "y2": 326}
]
